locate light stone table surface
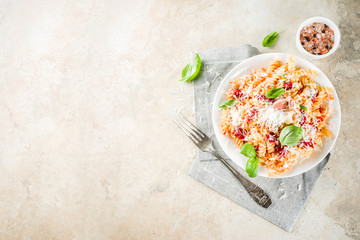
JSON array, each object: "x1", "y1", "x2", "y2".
[{"x1": 0, "y1": 0, "x2": 359, "y2": 239}]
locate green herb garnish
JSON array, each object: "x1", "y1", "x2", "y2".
[
  {"x1": 246, "y1": 157, "x2": 259, "y2": 178},
  {"x1": 219, "y1": 99, "x2": 236, "y2": 109},
  {"x1": 179, "y1": 53, "x2": 201, "y2": 82},
  {"x1": 300, "y1": 105, "x2": 307, "y2": 111},
  {"x1": 279, "y1": 125, "x2": 303, "y2": 147},
  {"x1": 265, "y1": 87, "x2": 285, "y2": 98},
  {"x1": 282, "y1": 74, "x2": 286, "y2": 79},
  {"x1": 240, "y1": 143, "x2": 256, "y2": 158},
  {"x1": 262, "y1": 32, "x2": 279, "y2": 47},
  {"x1": 241, "y1": 143, "x2": 259, "y2": 178}
]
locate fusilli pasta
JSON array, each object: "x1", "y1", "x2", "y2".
[{"x1": 220, "y1": 57, "x2": 334, "y2": 176}]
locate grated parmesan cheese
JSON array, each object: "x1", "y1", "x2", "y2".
[
  {"x1": 230, "y1": 106, "x2": 243, "y2": 127},
  {"x1": 203, "y1": 81, "x2": 210, "y2": 88},
  {"x1": 258, "y1": 107, "x2": 292, "y2": 127},
  {"x1": 292, "y1": 82, "x2": 300, "y2": 89},
  {"x1": 304, "y1": 87, "x2": 317, "y2": 98},
  {"x1": 279, "y1": 192, "x2": 287, "y2": 200},
  {"x1": 302, "y1": 124, "x2": 317, "y2": 142}
]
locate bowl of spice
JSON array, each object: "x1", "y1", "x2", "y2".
[{"x1": 296, "y1": 16, "x2": 340, "y2": 59}]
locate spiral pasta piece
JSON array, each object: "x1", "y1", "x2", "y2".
[{"x1": 219, "y1": 57, "x2": 334, "y2": 176}]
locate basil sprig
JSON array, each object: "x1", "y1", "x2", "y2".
[
  {"x1": 262, "y1": 32, "x2": 279, "y2": 47},
  {"x1": 219, "y1": 99, "x2": 235, "y2": 109},
  {"x1": 246, "y1": 157, "x2": 259, "y2": 178},
  {"x1": 265, "y1": 87, "x2": 285, "y2": 98},
  {"x1": 241, "y1": 143, "x2": 259, "y2": 178},
  {"x1": 279, "y1": 125, "x2": 303, "y2": 147},
  {"x1": 179, "y1": 54, "x2": 202, "y2": 82},
  {"x1": 300, "y1": 105, "x2": 307, "y2": 111},
  {"x1": 241, "y1": 143, "x2": 256, "y2": 158}
]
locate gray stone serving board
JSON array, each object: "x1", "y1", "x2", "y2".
[{"x1": 189, "y1": 45, "x2": 330, "y2": 232}]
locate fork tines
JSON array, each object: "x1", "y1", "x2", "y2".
[{"x1": 174, "y1": 112, "x2": 206, "y2": 146}]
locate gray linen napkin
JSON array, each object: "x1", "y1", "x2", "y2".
[{"x1": 189, "y1": 45, "x2": 330, "y2": 232}]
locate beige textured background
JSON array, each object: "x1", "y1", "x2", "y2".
[{"x1": 0, "y1": 0, "x2": 359, "y2": 239}]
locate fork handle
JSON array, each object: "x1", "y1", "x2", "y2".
[{"x1": 210, "y1": 150, "x2": 272, "y2": 208}]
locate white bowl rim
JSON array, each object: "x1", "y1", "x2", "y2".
[
  {"x1": 296, "y1": 16, "x2": 341, "y2": 59},
  {"x1": 212, "y1": 52, "x2": 341, "y2": 178}
]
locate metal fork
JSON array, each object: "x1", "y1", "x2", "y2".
[{"x1": 174, "y1": 113, "x2": 272, "y2": 208}]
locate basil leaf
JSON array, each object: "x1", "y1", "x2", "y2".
[
  {"x1": 262, "y1": 32, "x2": 279, "y2": 47},
  {"x1": 219, "y1": 99, "x2": 235, "y2": 109},
  {"x1": 241, "y1": 143, "x2": 256, "y2": 158},
  {"x1": 279, "y1": 125, "x2": 303, "y2": 147},
  {"x1": 265, "y1": 87, "x2": 285, "y2": 98},
  {"x1": 179, "y1": 53, "x2": 202, "y2": 82},
  {"x1": 246, "y1": 157, "x2": 259, "y2": 178},
  {"x1": 300, "y1": 105, "x2": 307, "y2": 111}
]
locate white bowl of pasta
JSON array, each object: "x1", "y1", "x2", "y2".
[{"x1": 212, "y1": 53, "x2": 341, "y2": 178}]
